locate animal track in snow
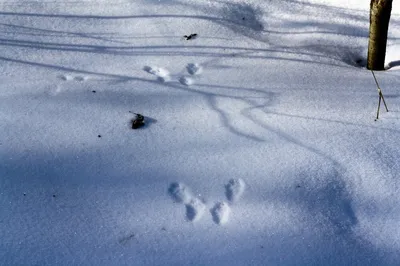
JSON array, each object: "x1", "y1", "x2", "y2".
[
  {"x1": 186, "y1": 63, "x2": 203, "y2": 75},
  {"x1": 225, "y1": 178, "x2": 246, "y2": 203},
  {"x1": 168, "y1": 182, "x2": 193, "y2": 204},
  {"x1": 58, "y1": 74, "x2": 73, "y2": 81},
  {"x1": 74, "y1": 76, "x2": 88, "y2": 82},
  {"x1": 179, "y1": 76, "x2": 194, "y2": 86},
  {"x1": 58, "y1": 74, "x2": 88, "y2": 82},
  {"x1": 179, "y1": 62, "x2": 203, "y2": 85},
  {"x1": 185, "y1": 198, "x2": 206, "y2": 222},
  {"x1": 143, "y1": 66, "x2": 171, "y2": 82},
  {"x1": 211, "y1": 201, "x2": 231, "y2": 225},
  {"x1": 168, "y1": 183, "x2": 205, "y2": 222},
  {"x1": 168, "y1": 179, "x2": 246, "y2": 224},
  {"x1": 143, "y1": 63, "x2": 202, "y2": 85}
]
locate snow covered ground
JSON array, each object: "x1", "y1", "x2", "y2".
[{"x1": 1, "y1": 0, "x2": 400, "y2": 265}]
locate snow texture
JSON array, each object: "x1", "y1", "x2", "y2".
[{"x1": 2, "y1": 0, "x2": 400, "y2": 265}]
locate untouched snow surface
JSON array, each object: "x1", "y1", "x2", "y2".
[{"x1": 1, "y1": 0, "x2": 400, "y2": 265}]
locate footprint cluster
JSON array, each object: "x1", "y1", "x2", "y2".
[
  {"x1": 143, "y1": 66, "x2": 171, "y2": 82},
  {"x1": 168, "y1": 178, "x2": 245, "y2": 225},
  {"x1": 144, "y1": 63, "x2": 203, "y2": 86}
]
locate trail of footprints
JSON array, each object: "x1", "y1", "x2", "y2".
[
  {"x1": 144, "y1": 63, "x2": 203, "y2": 86},
  {"x1": 168, "y1": 178, "x2": 245, "y2": 225},
  {"x1": 58, "y1": 63, "x2": 201, "y2": 86}
]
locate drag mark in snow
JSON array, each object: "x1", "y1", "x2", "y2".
[
  {"x1": 211, "y1": 201, "x2": 231, "y2": 225},
  {"x1": 225, "y1": 178, "x2": 245, "y2": 203},
  {"x1": 143, "y1": 66, "x2": 171, "y2": 82}
]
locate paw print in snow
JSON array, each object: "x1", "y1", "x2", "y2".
[
  {"x1": 168, "y1": 182, "x2": 193, "y2": 204},
  {"x1": 179, "y1": 63, "x2": 203, "y2": 86},
  {"x1": 143, "y1": 63, "x2": 203, "y2": 86},
  {"x1": 179, "y1": 76, "x2": 194, "y2": 86},
  {"x1": 225, "y1": 178, "x2": 246, "y2": 203},
  {"x1": 143, "y1": 66, "x2": 171, "y2": 82},
  {"x1": 211, "y1": 201, "x2": 231, "y2": 225},
  {"x1": 186, "y1": 198, "x2": 206, "y2": 222},
  {"x1": 186, "y1": 63, "x2": 203, "y2": 75},
  {"x1": 168, "y1": 182, "x2": 206, "y2": 222}
]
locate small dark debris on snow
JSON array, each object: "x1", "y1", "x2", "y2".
[
  {"x1": 161, "y1": 227, "x2": 167, "y2": 231},
  {"x1": 92, "y1": 90, "x2": 96, "y2": 93},
  {"x1": 296, "y1": 185, "x2": 301, "y2": 188},
  {"x1": 23, "y1": 193, "x2": 26, "y2": 196},
  {"x1": 184, "y1": 33, "x2": 197, "y2": 40},
  {"x1": 242, "y1": 17, "x2": 245, "y2": 20},
  {"x1": 52, "y1": 194, "x2": 56, "y2": 198},
  {"x1": 130, "y1": 112, "x2": 145, "y2": 129},
  {"x1": 98, "y1": 135, "x2": 102, "y2": 138}
]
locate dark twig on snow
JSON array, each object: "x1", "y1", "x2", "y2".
[
  {"x1": 129, "y1": 111, "x2": 145, "y2": 129},
  {"x1": 371, "y1": 70, "x2": 389, "y2": 121},
  {"x1": 184, "y1": 33, "x2": 197, "y2": 40}
]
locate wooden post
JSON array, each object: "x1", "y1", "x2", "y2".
[{"x1": 367, "y1": 0, "x2": 393, "y2": 70}]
